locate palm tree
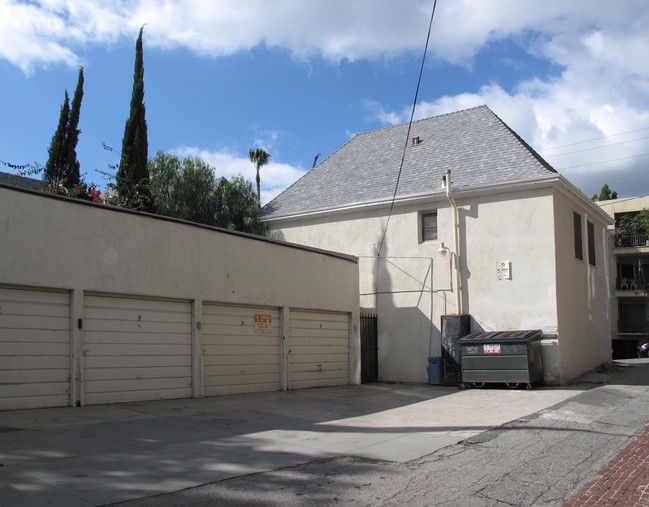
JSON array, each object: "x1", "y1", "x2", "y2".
[{"x1": 248, "y1": 148, "x2": 270, "y2": 208}]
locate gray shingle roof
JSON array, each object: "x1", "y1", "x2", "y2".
[
  {"x1": 0, "y1": 171, "x2": 43, "y2": 192},
  {"x1": 262, "y1": 106, "x2": 557, "y2": 219}
]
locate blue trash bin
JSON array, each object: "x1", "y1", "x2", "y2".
[{"x1": 428, "y1": 356, "x2": 443, "y2": 385}]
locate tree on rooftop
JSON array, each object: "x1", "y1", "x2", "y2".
[
  {"x1": 44, "y1": 67, "x2": 86, "y2": 191},
  {"x1": 592, "y1": 184, "x2": 618, "y2": 202},
  {"x1": 63, "y1": 67, "x2": 84, "y2": 188},
  {"x1": 148, "y1": 151, "x2": 267, "y2": 235},
  {"x1": 149, "y1": 152, "x2": 217, "y2": 225},
  {"x1": 248, "y1": 147, "x2": 270, "y2": 208},
  {"x1": 216, "y1": 175, "x2": 267, "y2": 235},
  {"x1": 116, "y1": 27, "x2": 153, "y2": 212},
  {"x1": 43, "y1": 91, "x2": 70, "y2": 188}
]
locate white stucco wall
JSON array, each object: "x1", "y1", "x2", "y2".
[
  {"x1": 0, "y1": 186, "x2": 361, "y2": 386},
  {"x1": 267, "y1": 181, "x2": 612, "y2": 384},
  {"x1": 269, "y1": 201, "x2": 448, "y2": 382},
  {"x1": 553, "y1": 187, "x2": 612, "y2": 382},
  {"x1": 1, "y1": 187, "x2": 358, "y2": 312}
]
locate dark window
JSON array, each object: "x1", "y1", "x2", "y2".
[
  {"x1": 574, "y1": 212, "x2": 583, "y2": 260},
  {"x1": 422, "y1": 211, "x2": 438, "y2": 241},
  {"x1": 587, "y1": 221, "x2": 596, "y2": 266}
]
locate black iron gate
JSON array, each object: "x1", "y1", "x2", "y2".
[{"x1": 361, "y1": 313, "x2": 378, "y2": 383}]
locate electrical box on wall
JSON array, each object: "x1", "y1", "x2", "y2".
[{"x1": 497, "y1": 260, "x2": 511, "y2": 280}]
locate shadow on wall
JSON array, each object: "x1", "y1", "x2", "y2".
[
  {"x1": 375, "y1": 240, "x2": 439, "y2": 383},
  {"x1": 268, "y1": 228, "x2": 286, "y2": 242},
  {"x1": 457, "y1": 202, "x2": 477, "y2": 315}
]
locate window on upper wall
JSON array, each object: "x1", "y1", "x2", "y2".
[
  {"x1": 421, "y1": 211, "x2": 438, "y2": 242},
  {"x1": 587, "y1": 221, "x2": 596, "y2": 266},
  {"x1": 574, "y1": 212, "x2": 583, "y2": 260}
]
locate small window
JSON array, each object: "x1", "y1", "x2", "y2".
[
  {"x1": 574, "y1": 212, "x2": 583, "y2": 260},
  {"x1": 421, "y1": 211, "x2": 438, "y2": 242},
  {"x1": 587, "y1": 221, "x2": 596, "y2": 266}
]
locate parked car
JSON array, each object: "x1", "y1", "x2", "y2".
[{"x1": 640, "y1": 342, "x2": 649, "y2": 358}]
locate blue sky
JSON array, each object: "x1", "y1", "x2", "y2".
[{"x1": 1, "y1": 0, "x2": 648, "y2": 203}]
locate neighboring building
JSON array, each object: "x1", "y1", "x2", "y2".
[
  {"x1": 263, "y1": 106, "x2": 613, "y2": 385},
  {"x1": 597, "y1": 196, "x2": 649, "y2": 358},
  {"x1": 0, "y1": 171, "x2": 42, "y2": 191}
]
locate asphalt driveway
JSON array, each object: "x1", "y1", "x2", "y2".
[{"x1": 0, "y1": 380, "x2": 594, "y2": 506}]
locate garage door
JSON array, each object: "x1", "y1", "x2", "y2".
[
  {"x1": 289, "y1": 310, "x2": 349, "y2": 390},
  {"x1": 203, "y1": 304, "x2": 281, "y2": 396},
  {"x1": 0, "y1": 286, "x2": 70, "y2": 410},
  {"x1": 83, "y1": 294, "x2": 192, "y2": 405}
]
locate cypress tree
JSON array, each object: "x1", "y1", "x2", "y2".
[
  {"x1": 63, "y1": 67, "x2": 84, "y2": 188},
  {"x1": 117, "y1": 27, "x2": 153, "y2": 211},
  {"x1": 44, "y1": 91, "x2": 70, "y2": 188}
]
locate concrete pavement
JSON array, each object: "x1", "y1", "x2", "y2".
[
  {"x1": 0, "y1": 361, "x2": 646, "y2": 506},
  {"x1": 108, "y1": 360, "x2": 649, "y2": 507}
]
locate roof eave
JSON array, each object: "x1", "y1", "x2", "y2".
[{"x1": 263, "y1": 175, "x2": 563, "y2": 223}]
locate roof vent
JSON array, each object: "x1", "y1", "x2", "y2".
[{"x1": 412, "y1": 136, "x2": 420, "y2": 146}]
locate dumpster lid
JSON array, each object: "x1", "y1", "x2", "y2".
[{"x1": 459, "y1": 330, "x2": 542, "y2": 344}]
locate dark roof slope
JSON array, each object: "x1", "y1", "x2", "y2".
[
  {"x1": 263, "y1": 106, "x2": 557, "y2": 219},
  {"x1": 0, "y1": 171, "x2": 43, "y2": 192}
]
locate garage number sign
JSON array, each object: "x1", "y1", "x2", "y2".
[{"x1": 254, "y1": 314, "x2": 272, "y2": 334}]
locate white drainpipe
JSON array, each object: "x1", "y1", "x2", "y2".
[{"x1": 445, "y1": 169, "x2": 463, "y2": 314}]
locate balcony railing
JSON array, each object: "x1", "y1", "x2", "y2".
[
  {"x1": 614, "y1": 233, "x2": 649, "y2": 248},
  {"x1": 618, "y1": 320, "x2": 649, "y2": 334},
  {"x1": 616, "y1": 277, "x2": 649, "y2": 291}
]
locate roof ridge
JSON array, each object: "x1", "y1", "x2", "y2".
[
  {"x1": 353, "y1": 104, "x2": 491, "y2": 138},
  {"x1": 486, "y1": 108, "x2": 558, "y2": 175}
]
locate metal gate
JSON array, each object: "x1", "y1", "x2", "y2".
[{"x1": 360, "y1": 313, "x2": 378, "y2": 383}]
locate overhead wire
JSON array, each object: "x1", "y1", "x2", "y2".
[
  {"x1": 543, "y1": 136, "x2": 649, "y2": 158},
  {"x1": 558, "y1": 152, "x2": 649, "y2": 170},
  {"x1": 541, "y1": 127, "x2": 649, "y2": 171},
  {"x1": 371, "y1": 1, "x2": 437, "y2": 312},
  {"x1": 375, "y1": 0, "x2": 437, "y2": 260},
  {"x1": 539, "y1": 126, "x2": 649, "y2": 152}
]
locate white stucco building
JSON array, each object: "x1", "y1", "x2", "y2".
[{"x1": 263, "y1": 106, "x2": 613, "y2": 385}]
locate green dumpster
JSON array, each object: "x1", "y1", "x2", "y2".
[{"x1": 459, "y1": 330, "x2": 543, "y2": 389}]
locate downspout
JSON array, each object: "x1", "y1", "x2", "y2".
[{"x1": 445, "y1": 169, "x2": 463, "y2": 314}]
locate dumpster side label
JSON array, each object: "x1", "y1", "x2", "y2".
[{"x1": 484, "y1": 344, "x2": 501, "y2": 354}]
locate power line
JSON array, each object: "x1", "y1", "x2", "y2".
[
  {"x1": 376, "y1": 0, "x2": 437, "y2": 259},
  {"x1": 557, "y1": 152, "x2": 649, "y2": 170},
  {"x1": 544, "y1": 135, "x2": 649, "y2": 158},
  {"x1": 539, "y1": 126, "x2": 649, "y2": 152}
]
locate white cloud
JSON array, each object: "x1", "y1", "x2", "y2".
[
  {"x1": 0, "y1": 0, "x2": 434, "y2": 70},
  {"x1": 0, "y1": 0, "x2": 80, "y2": 72},
  {"x1": 3, "y1": 0, "x2": 647, "y2": 197},
  {"x1": 173, "y1": 146, "x2": 307, "y2": 205},
  {"x1": 363, "y1": 1, "x2": 649, "y2": 198},
  {"x1": 3, "y1": 1, "x2": 647, "y2": 73}
]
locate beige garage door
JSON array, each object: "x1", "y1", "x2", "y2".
[
  {"x1": 0, "y1": 286, "x2": 70, "y2": 410},
  {"x1": 83, "y1": 294, "x2": 192, "y2": 405},
  {"x1": 203, "y1": 304, "x2": 281, "y2": 396},
  {"x1": 289, "y1": 310, "x2": 350, "y2": 390}
]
